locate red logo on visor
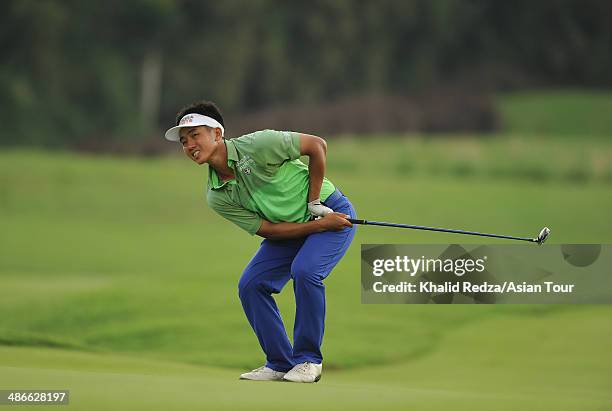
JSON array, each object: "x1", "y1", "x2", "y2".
[{"x1": 179, "y1": 115, "x2": 194, "y2": 125}]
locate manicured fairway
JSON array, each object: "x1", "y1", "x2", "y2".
[
  {"x1": 1, "y1": 136, "x2": 611, "y2": 410},
  {"x1": 1, "y1": 307, "x2": 611, "y2": 411}
]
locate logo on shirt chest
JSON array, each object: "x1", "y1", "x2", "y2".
[{"x1": 237, "y1": 155, "x2": 255, "y2": 176}]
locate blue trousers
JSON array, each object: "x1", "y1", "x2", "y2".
[{"x1": 238, "y1": 189, "x2": 356, "y2": 372}]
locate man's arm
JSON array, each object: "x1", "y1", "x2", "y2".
[
  {"x1": 299, "y1": 134, "x2": 327, "y2": 202},
  {"x1": 256, "y1": 213, "x2": 352, "y2": 240}
]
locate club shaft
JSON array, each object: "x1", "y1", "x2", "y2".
[{"x1": 347, "y1": 219, "x2": 536, "y2": 243}]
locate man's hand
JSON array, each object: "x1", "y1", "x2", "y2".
[
  {"x1": 308, "y1": 198, "x2": 334, "y2": 218},
  {"x1": 318, "y1": 213, "x2": 353, "y2": 231}
]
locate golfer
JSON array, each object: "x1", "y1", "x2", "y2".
[{"x1": 164, "y1": 101, "x2": 356, "y2": 383}]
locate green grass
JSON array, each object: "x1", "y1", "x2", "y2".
[
  {"x1": 329, "y1": 133, "x2": 612, "y2": 185},
  {"x1": 1, "y1": 135, "x2": 611, "y2": 410},
  {"x1": 498, "y1": 90, "x2": 612, "y2": 138},
  {"x1": 2, "y1": 307, "x2": 611, "y2": 411}
]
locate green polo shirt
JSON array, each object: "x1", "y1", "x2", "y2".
[{"x1": 206, "y1": 130, "x2": 336, "y2": 235}]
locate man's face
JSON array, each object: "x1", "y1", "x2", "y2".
[{"x1": 179, "y1": 126, "x2": 220, "y2": 164}]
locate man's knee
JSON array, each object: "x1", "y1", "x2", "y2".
[
  {"x1": 291, "y1": 260, "x2": 324, "y2": 285},
  {"x1": 238, "y1": 267, "x2": 283, "y2": 300},
  {"x1": 238, "y1": 269, "x2": 261, "y2": 301}
]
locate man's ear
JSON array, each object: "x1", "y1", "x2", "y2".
[{"x1": 214, "y1": 127, "x2": 223, "y2": 141}]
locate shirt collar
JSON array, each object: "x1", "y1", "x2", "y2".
[
  {"x1": 225, "y1": 138, "x2": 239, "y2": 162},
  {"x1": 208, "y1": 139, "x2": 237, "y2": 190}
]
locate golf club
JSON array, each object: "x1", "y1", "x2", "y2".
[{"x1": 347, "y1": 219, "x2": 550, "y2": 244}]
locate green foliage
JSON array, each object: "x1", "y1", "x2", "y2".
[{"x1": 2, "y1": 1, "x2": 612, "y2": 146}]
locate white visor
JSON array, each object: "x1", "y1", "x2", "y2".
[{"x1": 164, "y1": 113, "x2": 225, "y2": 142}]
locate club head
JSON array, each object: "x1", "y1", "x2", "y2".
[{"x1": 536, "y1": 227, "x2": 550, "y2": 244}]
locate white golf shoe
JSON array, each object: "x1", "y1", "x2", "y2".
[
  {"x1": 283, "y1": 362, "x2": 322, "y2": 383},
  {"x1": 239, "y1": 366, "x2": 286, "y2": 381}
]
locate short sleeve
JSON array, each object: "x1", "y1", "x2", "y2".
[
  {"x1": 207, "y1": 192, "x2": 263, "y2": 236},
  {"x1": 250, "y1": 130, "x2": 301, "y2": 165}
]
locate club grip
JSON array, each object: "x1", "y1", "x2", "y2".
[{"x1": 347, "y1": 218, "x2": 367, "y2": 224}]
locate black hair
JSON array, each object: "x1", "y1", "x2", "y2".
[{"x1": 175, "y1": 101, "x2": 225, "y2": 127}]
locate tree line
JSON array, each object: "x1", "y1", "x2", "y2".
[{"x1": 1, "y1": 0, "x2": 610, "y2": 146}]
